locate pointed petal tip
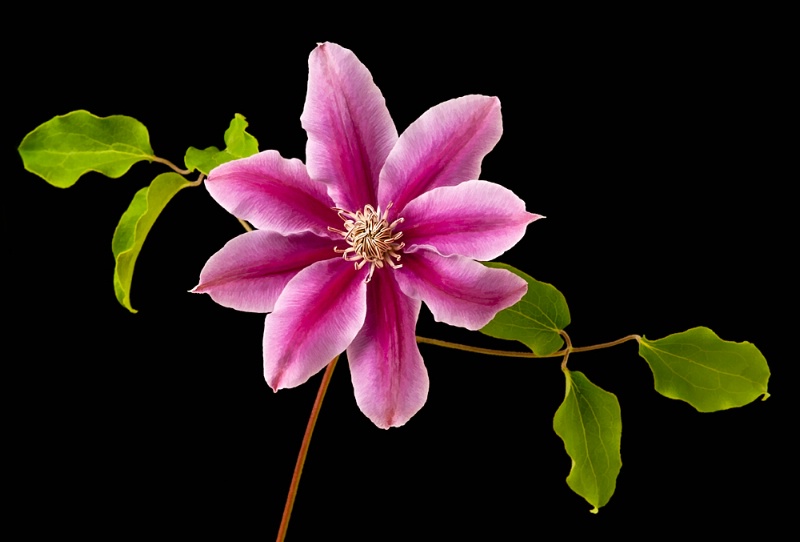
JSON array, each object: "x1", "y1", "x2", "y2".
[
  {"x1": 266, "y1": 363, "x2": 291, "y2": 393},
  {"x1": 368, "y1": 409, "x2": 417, "y2": 430},
  {"x1": 314, "y1": 41, "x2": 344, "y2": 52},
  {"x1": 371, "y1": 405, "x2": 406, "y2": 429},
  {"x1": 265, "y1": 371, "x2": 282, "y2": 393},
  {"x1": 374, "y1": 418, "x2": 401, "y2": 430}
]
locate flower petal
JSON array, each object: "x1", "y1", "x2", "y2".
[
  {"x1": 192, "y1": 230, "x2": 337, "y2": 313},
  {"x1": 395, "y1": 250, "x2": 528, "y2": 330},
  {"x1": 302, "y1": 42, "x2": 398, "y2": 210},
  {"x1": 264, "y1": 258, "x2": 368, "y2": 390},
  {"x1": 400, "y1": 180, "x2": 542, "y2": 260},
  {"x1": 206, "y1": 150, "x2": 336, "y2": 236},
  {"x1": 378, "y1": 95, "x2": 502, "y2": 213},
  {"x1": 347, "y1": 272, "x2": 428, "y2": 429}
]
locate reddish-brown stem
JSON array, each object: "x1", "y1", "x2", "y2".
[{"x1": 276, "y1": 356, "x2": 339, "y2": 542}]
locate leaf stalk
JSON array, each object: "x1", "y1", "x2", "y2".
[{"x1": 151, "y1": 155, "x2": 192, "y2": 175}]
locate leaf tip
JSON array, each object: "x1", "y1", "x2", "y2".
[
  {"x1": 761, "y1": 392, "x2": 771, "y2": 402},
  {"x1": 590, "y1": 506, "x2": 599, "y2": 514}
]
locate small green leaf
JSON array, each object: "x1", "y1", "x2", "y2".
[
  {"x1": 479, "y1": 262, "x2": 570, "y2": 355},
  {"x1": 553, "y1": 370, "x2": 622, "y2": 513},
  {"x1": 184, "y1": 146, "x2": 224, "y2": 176},
  {"x1": 184, "y1": 113, "x2": 259, "y2": 175},
  {"x1": 221, "y1": 113, "x2": 259, "y2": 158},
  {"x1": 638, "y1": 327, "x2": 770, "y2": 412},
  {"x1": 112, "y1": 172, "x2": 194, "y2": 313},
  {"x1": 18, "y1": 110, "x2": 155, "y2": 188}
]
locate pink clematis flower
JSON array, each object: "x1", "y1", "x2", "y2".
[{"x1": 193, "y1": 42, "x2": 542, "y2": 428}]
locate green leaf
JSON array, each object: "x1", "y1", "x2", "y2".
[
  {"x1": 638, "y1": 327, "x2": 770, "y2": 412},
  {"x1": 184, "y1": 146, "x2": 223, "y2": 176},
  {"x1": 553, "y1": 370, "x2": 622, "y2": 513},
  {"x1": 479, "y1": 262, "x2": 570, "y2": 355},
  {"x1": 112, "y1": 172, "x2": 195, "y2": 313},
  {"x1": 18, "y1": 110, "x2": 155, "y2": 188},
  {"x1": 184, "y1": 113, "x2": 259, "y2": 175}
]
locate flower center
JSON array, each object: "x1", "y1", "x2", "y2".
[{"x1": 328, "y1": 203, "x2": 405, "y2": 283}]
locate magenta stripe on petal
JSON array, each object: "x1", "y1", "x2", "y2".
[
  {"x1": 206, "y1": 150, "x2": 336, "y2": 236},
  {"x1": 264, "y1": 258, "x2": 368, "y2": 391},
  {"x1": 395, "y1": 251, "x2": 528, "y2": 330},
  {"x1": 347, "y1": 272, "x2": 428, "y2": 429},
  {"x1": 379, "y1": 95, "x2": 502, "y2": 213},
  {"x1": 401, "y1": 180, "x2": 542, "y2": 261},
  {"x1": 192, "y1": 230, "x2": 338, "y2": 313},
  {"x1": 302, "y1": 42, "x2": 398, "y2": 210}
]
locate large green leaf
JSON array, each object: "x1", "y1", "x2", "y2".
[
  {"x1": 638, "y1": 327, "x2": 770, "y2": 412},
  {"x1": 553, "y1": 370, "x2": 622, "y2": 513},
  {"x1": 18, "y1": 110, "x2": 155, "y2": 188},
  {"x1": 112, "y1": 173, "x2": 195, "y2": 313},
  {"x1": 184, "y1": 113, "x2": 260, "y2": 175},
  {"x1": 479, "y1": 263, "x2": 570, "y2": 355}
]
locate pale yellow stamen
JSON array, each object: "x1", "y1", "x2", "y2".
[{"x1": 328, "y1": 203, "x2": 405, "y2": 283}]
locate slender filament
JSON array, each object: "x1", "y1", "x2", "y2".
[{"x1": 328, "y1": 203, "x2": 405, "y2": 282}]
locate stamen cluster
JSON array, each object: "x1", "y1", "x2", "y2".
[{"x1": 329, "y1": 203, "x2": 405, "y2": 282}]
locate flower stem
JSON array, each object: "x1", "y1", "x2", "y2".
[
  {"x1": 415, "y1": 334, "x2": 640, "y2": 359},
  {"x1": 276, "y1": 355, "x2": 339, "y2": 542}
]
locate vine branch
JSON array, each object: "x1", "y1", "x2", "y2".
[
  {"x1": 151, "y1": 155, "x2": 192, "y2": 175},
  {"x1": 415, "y1": 334, "x2": 641, "y2": 359},
  {"x1": 188, "y1": 173, "x2": 205, "y2": 187},
  {"x1": 560, "y1": 329, "x2": 573, "y2": 370},
  {"x1": 238, "y1": 218, "x2": 253, "y2": 232}
]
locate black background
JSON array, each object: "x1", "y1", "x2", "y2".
[{"x1": 9, "y1": 9, "x2": 790, "y2": 539}]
